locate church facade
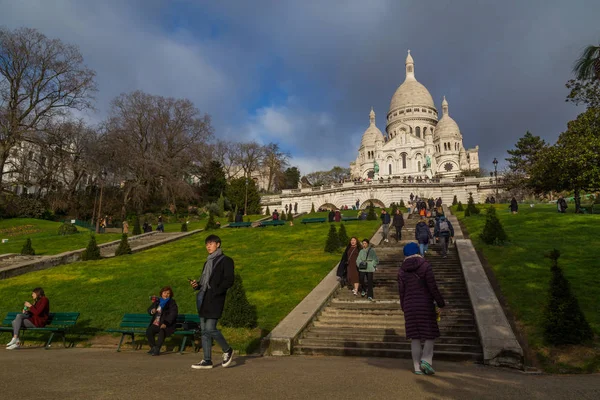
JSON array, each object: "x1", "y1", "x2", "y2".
[{"x1": 350, "y1": 51, "x2": 479, "y2": 179}]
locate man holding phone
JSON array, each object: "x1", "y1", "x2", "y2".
[{"x1": 190, "y1": 234, "x2": 235, "y2": 369}]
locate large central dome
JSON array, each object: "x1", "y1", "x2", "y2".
[{"x1": 389, "y1": 50, "x2": 435, "y2": 112}]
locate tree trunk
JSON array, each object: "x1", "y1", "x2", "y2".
[{"x1": 574, "y1": 188, "x2": 581, "y2": 213}]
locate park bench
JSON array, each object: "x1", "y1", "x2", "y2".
[
  {"x1": 227, "y1": 222, "x2": 253, "y2": 228},
  {"x1": 259, "y1": 220, "x2": 286, "y2": 227},
  {"x1": 0, "y1": 311, "x2": 80, "y2": 349},
  {"x1": 107, "y1": 313, "x2": 201, "y2": 354},
  {"x1": 341, "y1": 216, "x2": 359, "y2": 221},
  {"x1": 301, "y1": 217, "x2": 327, "y2": 224}
]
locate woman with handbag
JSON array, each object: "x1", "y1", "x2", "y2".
[
  {"x1": 398, "y1": 243, "x2": 445, "y2": 375},
  {"x1": 146, "y1": 286, "x2": 179, "y2": 356},
  {"x1": 337, "y1": 237, "x2": 361, "y2": 295},
  {"x1": 6, "y1": 287, "x2": 50, "y2": 350},
  {"x1": 356, "y1": 239, "x2": 379, "y2": 301}
]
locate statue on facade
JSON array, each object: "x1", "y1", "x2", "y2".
[{"x1": 374, "y1": 161, "x2": 379, "y2": 174}]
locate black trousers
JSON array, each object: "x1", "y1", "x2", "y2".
[
  {"x1": 146, "y1": 324, "x2": 170, "y2": 349},
  {"x1": 395, "y1": 226, "x2": 402, "y2": 241},
  {"x1": 359, "y1": 271, "x2": 374, "y2": 298}
]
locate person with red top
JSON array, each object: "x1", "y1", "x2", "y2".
[{"x1": 6, "y1": 287, "x2": 50, "y2": 350}]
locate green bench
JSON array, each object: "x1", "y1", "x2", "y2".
[
  {"x1": 0, "y1": 312, "x2": 80, "y2": 349},
  {"x1": 107, "y1": 313, "x2": 201, "y2": 354},
  {"x1": 259, "y1": 220, "x2": 286, "y2": 227},
  {"x1": 341, "y1": 216, "x2": 359, "y2": 221},
  {"x1": 301, "y1": 217, "x2": 327, "y2": 224},
  {"x1": 227, "y1": 222, "x2": 253, "y2": 228}
]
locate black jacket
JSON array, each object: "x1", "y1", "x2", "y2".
[
  {"x1": 415, "y1": 222, "x2": 432, "y2": 244},
  {"x1": 196, "y1": 255, "x2": 235, "y2": 319},
  {"x1": 392, "y1": 214, "x2": 404, "y2": 228},
  {"x1": 147, "y1": 299, "x2": 179, "y2": 335}
]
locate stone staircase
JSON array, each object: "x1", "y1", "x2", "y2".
[{"x1": 293, "y1": 215, "x2": 483, "y2": 362}]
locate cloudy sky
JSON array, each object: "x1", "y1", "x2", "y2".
[{"x1": 2, "y1": 0, "x2": 599, "y2": 175}]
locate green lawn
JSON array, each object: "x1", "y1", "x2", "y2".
[
  {"x1": 453, "y1": 204, "x2": 600, "y2": 372},
  {"x1": 0, "y1": 219, "x2": 122, "y2": 255},
  {"x1": 0, "y1": 218, "x2": 380, "y2": 353}
]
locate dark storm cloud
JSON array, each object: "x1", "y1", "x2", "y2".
[{"x1": 1, "y1": 0, "x2": 599, "y2": 174}]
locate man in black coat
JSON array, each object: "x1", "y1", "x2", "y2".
[{"x1": 190, "y1": 235, "x2": 235, "y2": 369}]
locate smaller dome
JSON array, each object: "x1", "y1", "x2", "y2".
[
  {"x1": 361, "y1": 108, "x2": 385, "y2": 147},
  {"x1": 435, "y1": 97, "x2": 461, "y2": 139}
]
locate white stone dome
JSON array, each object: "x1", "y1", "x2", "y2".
[
  {"x1": 361, "y1": 108, "x2": 384, "y2": 147},
  {"x1": 435, "y1": 96, "x2": 461, "y2": 138},
  {"x1": 389, "y1": 51, "x2": 435, "y2": 112}
]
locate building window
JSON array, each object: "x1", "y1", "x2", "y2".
[
  {"x1": 418, "y1": 161, "x2": 421, "y2": 171},
  {"x1": 402, "y1": 153, "x2": 407, "y2": 169},
  {"x1": 389, "y1": 164, "x2": 392, "y2": 175},
  {"x1": 444, "y1": 162, "x2": 454, "y2": 171},
  {"x1": 416, "y1": 127, "x2": 421, "y2": 138},
  {"x1": 423, "y1": 127, "x2": 427, "y2": 136}
]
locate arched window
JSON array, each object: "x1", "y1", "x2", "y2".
[
  {"x1": 418, "y1": 161, "x2": 421, "y2": 172},
  {"x1": 401, "y1": 153, "x2": 407, "y2": 169},
  {"x1": 389, "y1": 164, "x2": 392, "y2": 175},
  {"x1": 443, "y1": 143, "x2": 447, "y2": 151},
  {"x1": 416, "y1": 127, "x2": 421, "y2": 138},
  {"x1": 423, "y1": 127, "x2": 427, "y2": 136}
]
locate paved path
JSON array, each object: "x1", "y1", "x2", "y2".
[{"x1": 0, "y1": 348, "x2": 598, "y2": 399}]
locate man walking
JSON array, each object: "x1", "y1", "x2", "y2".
[
  {"x1": 380, "y1": 209, "x2": 391, "y2": 243},
  {"x1": 392, "y1": 209, "x2": 405, "y2": 242},
  {"x1": 434, "y1": 215, "x2": 454, "y2": 258},
  {"x1": 190, "y1": 235, "x2": 235, "y2": 369}
]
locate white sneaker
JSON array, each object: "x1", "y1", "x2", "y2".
[
  {"x1": 6, "y1": 337, "x2": 17, "y2": 347},
  {"x1": 7, "y1": 341, "x2": 20, "y2": 350}
]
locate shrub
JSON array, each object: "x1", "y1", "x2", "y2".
[
  {"x1": 205, "y1": 213, "x2": 219, "y2": 230},
  {"x1": 337, "y1": 224, "x2": 349, "y2": 246},
  {"x1": 479, "y1": 206, "x2": 508, "y2": 245},
  {"x1": 467, "y1": 193, "x2": 480, "y2": 215},
  {"x1": 206, "y1": 202, "x2": 221, "y2": 217},
  {"x1": 20, "y1": 238, "x2": 35, "y2": 255},
  {"x1": 220, "y1": 273, "x2": 258, "y2": 328},
  {"x1": 464, "y1": 207, "x2": 471, "y2": 217},
  {"x1": 287, "y1": 211, "x2": 294, "y2": 222},
  {"x1": 457, "y1": 201, "x2": 464, "y2": 211},
  {"x1": 399, "y1": 199, "x2": 405, "y2": 208},
  {"x1": 543, "y1": 250, "x2": 593, "y2": 345},
  {"x1": 181, "y1": 222, "x2": 188, "y2": 232},
  {"x1": 390, "y1": 202, "x2": 398, "y2": 215},
  {"x1": 217, "y1": 193, "x2": 225, "y2": 216},
  {"x1": 114, "y1": 234, "x2": 132, "y2": 256},
  {"x1": 227, "y1": 211, "x2": 234, "y2": 223},
  {"x1": 280, "y1": 211, "x2": 286, "y2": 221},
  {"x1": 452, "y1": 195, "x2": 458, "y2": 206},
  {"x1": 265, "y1": 206, "x2": 270, "y2": 216},
  {"x1": 81, "y1": 235, "x2": 101, "y2": 261},
  {"x1": 133, "y1": 216, "x2": 142, "y2": 235},
  {"x1": 324, "y1": 224, "x2": 341, "y2": 253},
  {"x1": 367, "y1": 201, "x2": 377, "y2": 220},
  {"x1": 311, "y1": 203, "x2": 315, "y2": 213},
  {"x1": 58, "y1": 222, "x2": 78, "y2": 236}
]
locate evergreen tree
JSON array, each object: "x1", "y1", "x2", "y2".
[
  {"x1": 20, "y1": 238, "x2": 35, "y2": 255},
  {"x1": 217, "y1": 192, "x2": 225, "y2": 216},
  {"x1": 114, "y1": 234, "x2": 132, "y2": 256},
  {"x1": 367, "y1": 201, "x2": 377, "y2": 220},
  {"x1": 457, "y1": 201, "x2": 464, "y2": 211},
  {"x1": 58, "y1": 222, "x2": 78, "y2": 235},
  {"x1": 81, "y1": 235, "x2": 101, "y2": 261},
  {"x1": 324, "y1": 224, "x2": 341, "y2": 252},
  {"x1": 480, "y1": 206, "x2": 508, "y2": 245},
  {"x1": 337, "y1": 224, "x2": 349, "y2": 246},
  {"x1": 132, "y1": 216, "x2": 141, "y2": 235},
  {"x1": 311, "y1": 203, "x2": 315, "y2": 213},
  {"x1": 399, "y1": 199, "x2": 405, "y2": 208},
  {"x1": 233, "y1": 205, "x2": 238, "y2": 218},
  {"x1": 280, "y1": 210, "x2": 286, "y2": 221},
  {"x1": 227, "y1": 211, "x2": 234, "y2": 223},
  {"x1": 467, "y1": 193, "x2": 480, "y2": 215},
  {"x1": 205, "y1": 213, "x2": 218, "y2": 230},
  {"x1": 265, "y1": 206, "x2": 270, "y2": 216},
  {"x1": 220, "y1": 273, "x2": 258, "y2": 328},
  {"x1": 390, "y1": 202, "x2": 398, "y2": 215},
  {"x1": 543, "y1": 250, "x2": 593, "y2": 345},
  {"x1": 287, "y1": 211, "x2": 294, "y2": 222},
  {"x1": 452, "y1": 195, "x2": 458, "y2": 206},
  {"x1": 181, "y1": 222, "x2": 188, "y2": 232},
  {"x1": 464, "y1": 206, "x2": 471, "y2": 217}
]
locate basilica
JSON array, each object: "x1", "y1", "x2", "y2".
[{"x1": 350, "y1": 51, "x2": 480, "y2": 179}]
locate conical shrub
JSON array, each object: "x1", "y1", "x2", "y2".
[
  {"x1": 391, "y1": 202, "x2": 398, "y2": 215},
  {"x1": 337, "y1": 224, "x2": 349, "y2": 246},
  {"x1": 324, "y1": 224, "x2": 341, "y2": 253},
  {"x1": 452, "y1": 195, "x2": 458, "y2": 206},
  {"x1": 114, "y1": 234, "x2": 132, "y2": 256},
  {"x1": 220, "y1": 273, "x2": 258, "y2": 328},
  {"x1": 287, "y1": 212, "x2": 294, "y2": 222},
  {"x1": 280, "y1": 211, "x2": 286, "y2": 221},
  {"x1": 132, "y1": 216, "x2": 141, "y2": 235},
  {"x1": 181, "y1": 221, "x2": 188, "y2": 232},
  {"x1": 399, "y1": 199, "x2": 405, "y2": 208},
  {"x1": 480, "y1": 206, "x2": 508, "y2": 245},
  {"x1": 467, "y1": 193, "x2": 480, "y2": 215},
  {"x1": 265, "y1": 206, "x2": 270, "y2": 216},
  {"x1": 205, "y1": 213, "x2": 218, "y2": 230},
  {"x1": 367, "y1": 201, "x2": 377, "y2": 220},
  {"x1": 457, "y1": 201, "x2": 464, "y2": 211},
  {"x1": 464, "y1": 206, "x2": 471, "y2": 217},
  {"x1": 21, "y1": 238, "x2": 35, "y2": 255},
  {"x1": 227, "y1": 211, "x2": 234, "y2": 222},
  {"x1": 311, "y1": 203, "x2": 315, "y2": 213},
  {"x1": 543, "y1": 250, "x2": 593, "y2": 345},
  {"x1": 81, "y1": 235, "x2": 101, "y2": 261}
]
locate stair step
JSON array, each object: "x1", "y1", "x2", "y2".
[
  {"x1": 293, "y1": 345, "x2": 482, "y2": 361},
  {"x1": 296, "y1": 338, "x2": 483, "y2": 353},
  {"x1": 302, "y1": 332, "x2": 481, "y2": 344},
  {"x1": 304, "y1": 327, "x2": 479, "y2": 337}
]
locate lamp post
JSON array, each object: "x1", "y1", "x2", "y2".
[
  {"x1": 492, "y1": 158, "x2": 498, "y2": 199},
  {"x1": 244, "y1": 177, "x2": 249, "y2": 216},
  {"x1": 95, "y1": 169, "x2": 107, "y2": 233}
]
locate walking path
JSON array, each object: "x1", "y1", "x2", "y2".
[{"x1": 0, "y1": 348, "x2": 598, "y2": 400}]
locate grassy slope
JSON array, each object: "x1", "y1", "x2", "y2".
[
  {"x1": 453, "y1": 204, "x2": 600, "y2": 372},
  {"x1": 0, "y1": 218, "x2": 380, "y2": 352},
  {"x1": 0, "y1": 219, "x2": 122, "y2": 255}
]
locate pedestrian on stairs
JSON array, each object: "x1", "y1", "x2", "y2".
[
  {"x1": 434, "y1": 215, "x2": 454, "y2": 258},
  {"x1": 356, "y1": 239, "x2": 379, "y2": 301},
  {"x1": 380, "y1": 209, "x2": 391, "y2": 243},
  {"x1": 415, "y1": 216, "x2": 433, "y2": 256},
  {"x1": 398, "y1": 243, "x2": 445, "y2": 375},
  {"x1": 392, "y1": 209, "x2": 404, "y2": 242},
  {"x1": 336, "y1": 237, "x2": 361, "y2": 295}
]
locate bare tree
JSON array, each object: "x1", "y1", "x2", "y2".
[
  {"x1": 212, "y1": 139, "x2": 243, "y2": 180},
  {"x1": 103, "y1": 90, "x2": 213, "y2": 217},
  {"x1": 238, "y1": 141, "x2": 264, "y2": 179},
  {"x1": 262, "y1": 142, "x2": 290, "y2": 192},
  {"x1": 0, "y1": 27, "x2": 97, "y2": 190}
]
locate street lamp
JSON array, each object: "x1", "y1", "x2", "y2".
[
  {"x1": 244, "y1": 177, "x2": 249, "y2": 216},
  {"x1": 492, "y1": 158, "x2": 499, "y2": 199},
  {"x1": 95, "y1": 169, "x2": 107, "y2": 233}
]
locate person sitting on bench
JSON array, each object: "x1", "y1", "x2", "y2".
[
  {"x1": 146, "y1": 286, "x2": 179, "y2": 356},
  {"x1": 6, "y1": 287, "x2": 50, "y2": 350}
]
